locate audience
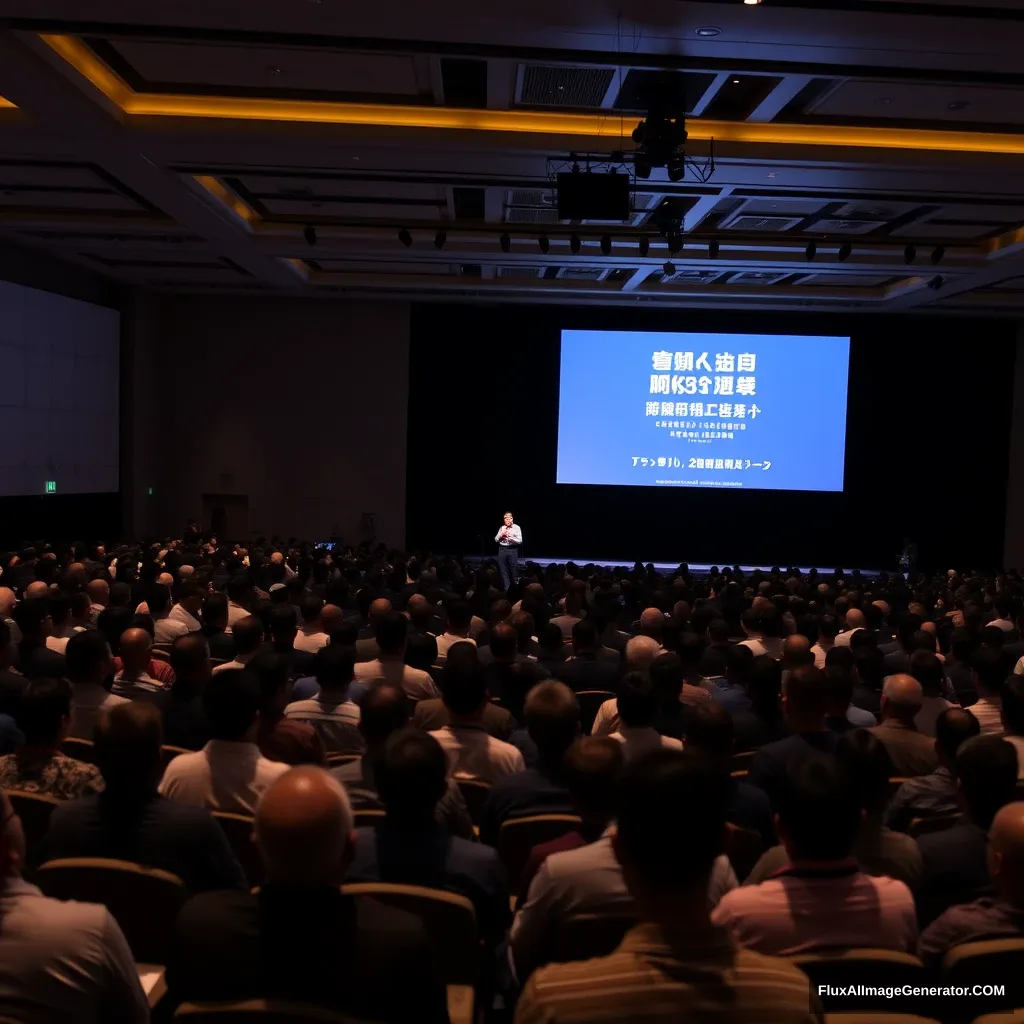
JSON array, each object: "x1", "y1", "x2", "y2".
[
  {"x1": 248, "y1": 651, "x2": 325, "y2": 765},
  {"x1": 198, "y1": 592, "x2": 235, "y2": 661},
  {"x1": 553, "y1": 619, "x2": 620, "y2": 692},
  {"x1": 868, "y1": 674, "x2": 938, "y2": 777},
  {"x1": 608, "y1": 671, "x2": 683, "y2": 757},
  {"x1": 293, "y1": 595, "x2": 329, "y2": 654},
  {"x1": 1003, "y1": 674, "x2": 1024, "y2": 777},
  {"x1": 414, "y1": 645, "x2": 516, "y2": 739},
  {"x1": 968, "y1": 646, "x2": 1006, "y2": 735},
  {"x1": 909, "y1": 649, "x2": 953, "y2": 737},
  {"x1": 65, "y1": 630, "x2": 126, "y2": 740},
  {"x1": 111, "y1": 626, "x2": 167, "y2": 698},
  {"x1": 285, "y1": 643, "x2": 363, "y2": 754},
  {"x1": 212, "y1": 613, "x2": 263, "y2": 675},
  {"x1": 352, "y1": 610, "x2": 438, "y2": 703},
  {"x1": 159, "y1": 633, "x2": 212, "y2": 750}
]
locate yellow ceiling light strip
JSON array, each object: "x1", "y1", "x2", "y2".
[
  {"x1": 0, "y1": 97, "x2": 15, "y2": 108},
  {"x1": 40, "y1": 32, "x2": 1024, "y2": 157},
  {"x1": 193, "y1": 174, "x2": 258, "y2": 225}
]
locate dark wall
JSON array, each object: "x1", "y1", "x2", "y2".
[{"x1": 407, "y1": 304, "x2": 1017, "y2": 570}]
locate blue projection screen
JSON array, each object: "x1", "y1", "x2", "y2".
[{"x1": 556, "y1": 330, "x2": 850, "y2": 492}]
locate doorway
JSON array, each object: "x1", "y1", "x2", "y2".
[{"x1": 201, "y1": 493, "x2": 250, "y2": 542}]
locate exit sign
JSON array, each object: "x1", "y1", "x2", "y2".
[{"x1": 45, "y1": 480, "x2": 56, "y2": 493}]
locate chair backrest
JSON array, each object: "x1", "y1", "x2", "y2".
[
  {"x1": 455, "y1": 778, "x2": 491, "y2": 826},
  {"x1": 325, "y1": 752, "x2": 361, "y2": 767},
  {"x1": 549, "y1": 913, "x2": 634, "y2": 965},
  {"x1": 151, "y1": 648, "x2": 172, "y2": 663},
  {"x1": 943, "y1": 938, "x2": 1024, "y2": 1003},
  {"x1": 162, "y1": 744, "x2": 192, "y2": 770},
  {"x1": 212, "y1": 811, "x2": 264, "y2": 888},
  {"x1": 340, "y1": 882, "x2": 477, "y2": 985},
  {"x1": 353, "y1": 808, "x2": 386, "y2": 829},
  {"x1": 498, "y1": 813, "x2": 582, "y2": 890},
  {"x1": 574, "y1": 690, "x2": 616, "y2": 734},
  {"x1": 36, "y1": 857, "x2": 185, "y2": 963},
  {"x1": 887, "y1": 777, "x2": 912, "y2": 799},
  {"x1": 62, "y1": 737, "x2": 96, "y2": 763},
  {"x1": 907, "y1": 814, "x2": 961, "y2": 838},
  {"x1": 174, "y1": 999, "x2": 375, "y2": 1023},
  {"x1": 5, "y1": 789, "x2": 60, "y2": 860},
  {"x1": 724, "y1": 822, "x2": 763, "y2": 882},
  {"x1": 731, "y1": 750, "x2": 755, "y2": 771},
  {"x1": 789, "y1": 948, "x2": 926, "y2": 994}
]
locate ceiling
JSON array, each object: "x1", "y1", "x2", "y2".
[{"x1": 2, "y1": 1, "x2": 1024, "y2": 310}]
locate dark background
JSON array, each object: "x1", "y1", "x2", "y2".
[{"x1": 407, "y1": 303, "x2": 1017, "y2": 570}]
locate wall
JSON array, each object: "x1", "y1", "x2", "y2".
[
  {"x1": 128, "y1": 294, "x2": 410, "y2": 546},
  {"x1": 1005, "y1": 324, "x2": 1024, "y2": 570}
]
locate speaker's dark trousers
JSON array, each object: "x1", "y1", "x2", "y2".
[{"x1": 498, "y1": 545, "x2": 520, "y2": 589}]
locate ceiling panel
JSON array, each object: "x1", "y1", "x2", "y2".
[
  {"x1": 0, "y1": 191, "x2": 141, "y2": 211},
  {"x1": 812, "y1": 80, "x2": 1024, "y2": 125}
]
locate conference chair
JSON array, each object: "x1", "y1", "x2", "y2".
[
  {"x1": 789, "y1": 949, "x2": 926, "y2": 1002},
  {"x1": 575, "y1": 690, "x2": 615, "y2": 734},
  {"x1": 352, "y1": 808, "x2": 386, "y2": 829},
  {"x1": 724, "y1": 822, "x2": 763, "y2": 882},
  {"x1": 549, "y1": 913, "x2": 634, "y2": 965},
  {"x1": 731, "y1": 750, "x2": 755, "y2": 778},
  {"x1": 943, "y1": 938, "x2": 1024, "y2": 1012},
  {"x1": 325, "y1": 752, "x2": 361, "y2": 767},
  {"x1": 908, "y1": 814, "x2": 961, "y2": 838},
  {"x1": 151, "y1": 647, "x2": 172, "y2": 663},
  {"x1": 174, "y1": 1000, "x2": 378, "y2": 1023},
  {"x1": 36, "y1": 857, "x2": 185, "y2": 963},
  {"x1": 213, "y1": 811, "x2": 264, "y2": 888},
  {"x1": 62, "y1": 736, "x2": 96, "y2": 763},
  {"x1": 455, "y1": 778, "x2": 491, "y2": 828},
  {"x1": 5, "y1": 789, "x2": 59, "y2": 865},
  {"x1": 161, "y1": 744, "x2": 192, "y2": 770},
  {"x1": 888, "y1": 777, "x2": 912, "y2": 799},
  {"x1": 341, "y1": 883, "x2": 476, "y2": 1024},
  {"x1": 498, "y1": 813, "x2": 582, "y2": 891}
]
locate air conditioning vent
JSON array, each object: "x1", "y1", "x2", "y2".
[{"x1": 520, "y1": 65, "x2": 615, "y2": 108}]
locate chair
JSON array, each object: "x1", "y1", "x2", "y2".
[
  {"x1": 455, "y1": 778, "x2": 491, "y2": 827},
  {"x1": 36, "y1": 858, "x2": 185, "y2": 963},
  {"x1": 823, "y1": 1016, "x2": 941, "y2": 1024},
  {"x1": 908, "y1": 814, "x2": 961, "y2": 838},
  {"x1": 549, "y1": 913, "x2": 634, "y2": 964},
  {"x1": 62, "y1": 737, "x2": 96, "y2": 763},
  {"x1": 790, "y1": 949, "x2": 926, "y2": 997},
  {"x1": 575, "y1": 690, "x2": 616, "y2": 734},
  {"x1": 213, "y1": 811, "x2": 264, "y2": 888},
  {"x1": 161, "y1": 744, "x2": 192, "y2": 770},
  {"x1": 325, "y1": 752, "x2": 361, "y2": 767},
  {"x1": 731, "y1": 750, "x2": 755, "y2": 773},
  {"x1": 352, "y1": 808, "x2": 386, "y2": 828},
  {"x1": 151, "y1": 648, "x2": 172, "y2": 663},
  {"x1": 6, "y1": 789, "x2": 59, "y2": 860},
  {"x1": 888, "y1": 777, "x2": 912, "y2": 799},
  {"x1": 943, "y1": 938, "x2": 1024, "y2": 1011},
  {"x1": 174, "y1": 1000, "x2": 376, "y2": 1022},
  {"x1": 341, "y1": 883, "x2": 477, "y2": 1024},
  {"x1": 497, "y1": 813, "x2": 582, "y2": 890},
  {"x1": 724, "y1": 822, "x2": 763, "y2": 881}
]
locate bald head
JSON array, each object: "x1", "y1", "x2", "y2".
[
  {"x1": 157, "y1": 572, "x2": 174, "y2": 588},
  {"x1": 178, "y1": 564, "x2": 195, "y2": 578},
  {"x1": 256, "y1": 766, "x2": 354, "y2": 885},
  {"x1": 639, "y1": 607, "x2": 664, "y2": 640},
  {"x1": 320, "y1": 603, "x2": 345, "y2": 632},
  {"x1": 625, "y1": 634, "x2": 662, "y2": 673},
  {"x1": 368, "y1": 597, "x2": 392, "y2": 623},
  {"x1": 270, "y1": 551, "x2": 285, "y2": 565},
  {"x1": 119, "y1": 627, "x2": 152, "y2": 672},
  {"x1": 845, "y1": 608, "x2": 866, "y2": 631},
  {"x1": 25, "y1": 580, "x2": 49, "y2": 600},
  {"x1": 989, "y1": 802, "x2": 1024, "y2": 903},
  {"x1": 86, "y1": 578, "x2": 109, "y2": 604},
  {"x1": 782, "y1": 633, "x2": 813, "y2": 668},
  {"x1": 882, "y1": 673, "x2": 924, "y2": 722},
  {"x1": 0, "y1": 587, "x2": 15, "y2": 616}
]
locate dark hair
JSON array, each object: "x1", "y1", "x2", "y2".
[
  {"x1": 178, "y1": 579, "x2": 206, "y2": 604},
  {"x1": 1002, "y1": 676, "x2": 1024, "y2": 736},
  {"x1": 524, "y1": 681, "x2": 579, "y2": 762},
  {"x1": 935, "y1": 707, "x2": 981, "y2": 765},
  {"x1": 18, "y1": 677, "x2": 72, "y2": 746},
  {"x1": 374, "y1": 611, "x2": 408, "y2": 655},
  {"x1": 616, "y1": 671, "x2": 658, "y2": 728},
  {"x1": 818, "y1": 613, "x2": 840, "y2": 640},
  {"x1": 268, "y1": 604, "x2": 297, "y2": 642},
  {"x1": 201, "y1": 592, "x2": 228, "y2": 627},
  {"x1": 777, "y1": 755, "x2": 861, "y2": 860},
  {"x1": 227, "y1": 576, "x2": 252, "y2": 603},
  {"x1": 439, "y1": 656, "x2": 487, "y2": 716},
  {"x1": 835, "y1": 729, "x2": 893, "y2": 816},
  {"x1": 564, "y1": 736, "x2": 624, "y2": 821},
  {"x1": 446, "y1": 601, "x2": 472, "y2": 632},
  {"x1": 649, "y1": 653, "x2": 683, "y2": 702},
  {"x1": 683, "y1": 701, "x2": 734, "y2": 759},
  {"x1": 169, "y1": 634, "x2": 210, "y2": 682},
  {"x1": 539, "y1": 622, "x2": 564, "y2": 654},
  {"x1": 747, "y1": 655, "x2": 783, "y2": 714},
  {"x1": 299, "y1": 596, "x2": 324, "y2": 624},
  {"x1": 64, "y1": 630, "x2": 111, "y2": 683},
  {"x1": 489, "y1": 622, "x2": 518, "y2": 660},
  {"x1": 854, "y1": 646, "x2": 886, "y2": 690},
  {"x1": 248, "y1": 650, "x2": 291, "y2": 703},
  {"x1": 232, "y1": 615, "x2": 264, "y2": 655},
  {"x1": 404, "y1": 630, "x2": 437, "y2": 671},
  {"x1": 313, "y1": 643, "x2": 355, "y2": 688},
  {"x1": 957, "y1": 736, "x2": 1019, "y2": 828},
  {"x1": 11, "y1": 598, "x2": 50, "y2": 637},
  {"x1": 783, "y1": 665, "x2": 828, "y2": 718},
  {"x1": 359, "y1": 683, "x2": 410, "y2": 747},
  {"x1": 571, "y1": 618, "x2": 598, "y2": 650},
  {"x1": 909, "y1": 650, "x2": 944, "y2": 697},
  {"x1": 972, "y1": 646, "x2": 1007, "y2": 696},
  {"x1": 676, "y1": 632, "x2": 704, "y2": 671},
  {"x1": 93, "y1": 701, "x2": 163, "y2": 794},
  {"x1": 376, "y1": 727, "x2": 447, "y2": 822},
  {"x1": 202, "y1": 669, "x2": 261, "y2": 741},
  {"x1": 146, "y1": 584, "x2": 171, "y2": 616},
  {"x1": 97, "y1": 605, "x2": 135, "y2": 655}
]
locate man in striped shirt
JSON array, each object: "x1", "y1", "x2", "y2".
[
  {"x1": 284, "y1": 644, "x2": 362, "y2": 756},
  {"x1": 516, "y1": 750, "x2": 819, "y2": 1024}
]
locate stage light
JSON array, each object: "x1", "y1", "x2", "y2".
[
  {"x1": 433, "y1": 229, "x2": 446, "y2": 250},
  {"x1": 931, "y1": 245, "x2": 945, "y2": 265},
  {"x1": 709, "y1": 239, "x2": 719, "y2": 259},
  {"x1": 805, "y1": 241, "x2": 817, "y2": 261},
  {"x1": 570, "y1": 234, "x2": 581, "y2": 254},
  {"x1": 838, "y1": 242, "x2": 852, "y2": 262},
  {"x1": 743, "y1": 0, "x2": 763, "y2": 5},
  {"x1": 303, "y1": 224, "x2": 317, "y2": 246},
  {"x1": 667, "y1": 156, "x2": 685, "y2": 182},
  {"x1": 538, "y1": 234, "x2": 550, "y2": 255},
  {"x1": 638, "y1": 236, "x2": 650, "y2": 257},
  {"x1": 663, "y1": 261, "x2": 676, "y2": 276},
  {"x1": 634, "y1": 160, "x2": 652, "y2": 180},
  {"x1": 397, "y1": 228, "x2": 412, "y2": 247},
  {"x1": 928, "y1": 274, "x2": 945, "y2": 290},
  {"x1": 904, "y1": 244, "x2": 917, "y2": 265},
  {"x1": 600, "y1": 235, "x2": 612, "y2": 256},
  {"x1": 695, "y1": 26, "x2": 722, "y2": 36},
  {"x1": 500, "y1": 232, "x2": 511, "y2": 253}
]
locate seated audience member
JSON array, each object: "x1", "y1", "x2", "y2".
[
  {"x1": 684, "y1": 701, "x2": 775, "y2": 849},
  {"x1": 428, "y1": 655, "x2": 525, "y2": 781},
  {"x1": 512, "y1": 750, "x2": 738, "y2": 987},
  {"x1": 882, "y1": 613, "x2": 923, "y2": 675},
  {"x1": 435, "y1": 601, "x2": 477, "y2": 664},
  {"x1": 168, "y1": 580, "x2": 205, "y2": 634},
  {"x1": 823, "y1": 662, "x2": 875, "y2": 733},
  {"x1": 609, "y1": 672, "x2": 684, "y2": 758},
  {"x1": 44, "y1": 594, "x2": 73, "y2": 654},
  {"x1": 159, "y1": 668, "x2": 289, "y2": 815},
  {"x1": 886, "y1": 708, "x2": 980, "y2": 833},
  {"x1": 747, "y1": 730, "x2": 922, "y2": 890},
  {"x1": 41, "y1": 701, "x2": 246, "y2": 892},
  {"x1": 150, "y1": 583, "x2": 186, "y2": 644},
  {"x1": 225, "y1": 575, "x2": 253, "y2": 630},
  {"x1": 0, "y1": 677, "x2": 103, "y2": 799},
  {"x1": 848, "y1": 645, "x2": 884, "y2": 719},
  {"x1": 749, "y1": 665, "x2": 837, "y2": 809},
  {"x1": 781, "y1": 634, "x2": 814, "y2": 675},
  {"x1": 916, "y1": 735, "x2": 1020, "y2": 927},
  {"x1": 167, "y1": 766, "x2": 446, "y2": 1021},
  {"x1": 262, "y1": 604, "x2": 314, "y2": 679},
  {"x1": 537, "y1": 624, "x2": 569, "y2": 674},
  {"x1": 354, "y1": 596, "x2": 391, "y2": 662},
  {"x1": 346, "y1": 727, "x2": 510, "y2": 946},
  {"x1": 481, "y1": 622, "x2": 549, "y2": 722},
  {"x1": 731, "y1": 656, "x2": 787, "y2": 752},
  {"x1": 198, "y1": 592, "x2": 235, "y2": 661},
  {"x1": 111, "y1": 626, "x2": 167, "y2": 698},
  {"x1": 11, "y1": 598, "x2": 66, "y2": 680},
  {"x1": 518, "y1": 749, "x2": 816, "y2": 1023},
  {"x1": 160, "y1": 634, "x2": 212, "y2": 750},
  {"x1": 1002, "y1": 675, "x2": 1024, "y2": 777},
  {"x1": 646, "y1": 652, "x2": 691, "y2": 741},
  {"x1": 65, "y1": 630, "x2": 126, "y2": 741},
  {"x1": 0, "y1": 789, "x2": 149, "y2": 1022},
  {"x1": 868, "y1": 674, "x2": 939, "y2": 777},
  {"x1": 285, "y1": 644, "x2": 363, "y2": 755},
  {"x1": 713, "y1": 755, "x2": 917, "y2": 954},
  {"x1": 479, "y1": 681, "x2": 578, "y2": 846},
  {"x1": 589, "y1": 636, "x2": 663, "y2": 736},
  {"x1": 294, "y1": 596, "x2": 329, "y2": 654},
  {"x1": 834, "y1": 607, "x2": 866, "y2": 647},
  {"x1": 332, "y1": 683, "x2": 472, "y2": 839},
  {"x1": 248, "y1": 652, "x2": 325, "y2": 766},
  {"x1": 675, "y1": 632, "x2": 714, "y2": 708},
  {"x1": 910, "y1": 650, "x2": 954, "y2": 737},
  {"x1": 709, "y1": 643, "x2": 754, "y2": 714},
  {"x1": 553, "y1": 619, "x2": 620, "y2": 693},
  {"x1": 811, "y1": 613, "x2": 839, "y2": 669},
  {"x1": 919, "y1": 801, "x2": 1024, "y2": 966},
  {"x1": 352, "y1": 611, "x2": 438, "y2": 703},
  {"x1": 212, "y1": 614, "x2": 263, "y2": 675},
  {"x1": 969, "y1": 647, "x2": 1006, "y2": 736},
  {"x1": 946, "y1": 628, "x2": 978, "y2": 705}
]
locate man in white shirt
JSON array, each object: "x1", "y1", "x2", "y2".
[
  {"x1": 294, "y1": 596, "x2": 330, "y2": 655},
  {"x1": 1002, "y1": 677, "x2": 1024, "y2": 779},
  {"x1": 353, "y1": 612, "x2": 439, "y2": 703},
  {"x1": 65, "y1": 631, "x2": 129, "y2": 740},
  {"x1": 0, "y1": 790, "x2": 149, "y2": 1023},
  {"x1": 737, "y1": 607, "x2": 774, "y2": 659},
  {"x1": 968, "y1": 647, "x2": 1006, "y2": 736},
  {"x1": 591, "y1": 636, "x2": 662, "y2": 736},
  {"x1": 212, "y1": 614, "x2": 263, "y2": 675},
  {"x1": 285, "y1": 644, "x2": 363, "y2": 755},
  {"x1": 159, "y1": 668, "x2": 289, "y2": 815},
  {"x1": 810, "y1": 613, "x2": 839, "y2": 669},
  {"x1": 834, "y1": 607, "x2": 867, "y2": 647},
  {"x1": 434, "y1": 602, "x2": 477, "y2": 665},
  {"x1": 45, "y1": 594, "x2": 75, "y2": 654},
  {"x1": 495, "y1": 511, "x2": 522, "y2": 590},
  {"x1": 168, "y1": 580, "x2": 205, "y2": 635},
  {"x1": 428, "y1": 658, "x2": 524, "y2": 782},
  {"x1": 609, "y1": 673, "x2": 683, "y2": 758},
  {"x1": 226, "y1": 576, "x2": 253, "y2": 632}
]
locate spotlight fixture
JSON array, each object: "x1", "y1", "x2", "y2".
[
  {"x1": 303, "y1": 224, "x2": 317, "y2": 246},
  {"x1": 634, "y1": 159, "x2": 652, "y2": 180},
  {"x1": 570, "y1": 234, "x2": 581, "y2": 255},
  {"x1": 709, "y1": 239, "x2": 720, "y2": 259},
  {"x1": 838, "y1": 242, "x2": 852, "y2": 262},
  {"x1": 805, "y1": 241, "x2": 817, "y2": 261},
  {"x1": 667, "y1": 155, "x2": 685, "y2": 183},
  {"x1": 397, "y1": 228, "x2": 412, "y2": 247},
  {"x1": 638, "y1": 236, "x2": 650, "y2": 257},
  {"x1": 500, "y1": 232, "x2": 511, "y2": 254},
  {"x1": 695, "y1": 26, "x2": 722, "y2": 37},
  {"x1": 668, "y1": 232, "x2": 683, "y2": 255},
  {"x1": 538, "y1": 235, "x2": 550, "y2": 255},
  {"x1": 904, "y1": 244, "x2": 917, "y2": 265},
  {"x1": 433, "y1": 229, "x2": 447, "y2": 250},
  {"x1": 931, "y1": 245, "x2": 945, "y2": 265},
  {"x1": 928, "y1": 274, "x2": 945, "y2": 291},
  {"x1": 663, "y1": 261, "x2": 676, "y2": 276},
  {"x1": 742, "y1": 0, "x2": 763, "y2": 5},
  {"x1": 600, "y1": 235, "x2": 612, "y2": 256}
]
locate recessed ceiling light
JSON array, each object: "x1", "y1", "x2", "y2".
[
  {"x1": 731, "y1": 77, "x2": 741, "y2": 85},
  {"x1": 877, "y1": 97, "x2": 893, "y2": 106},
  {"x1": 695, "y1": 26, "x2": 722, "y2": 37},
  {"x1": 267, "y1": 65, "x2": 286, "y2": 76},
  {"x1": 766, "y1": 172, "x2": 777, "y2": 179},
  {"x1": 742, "y1": 0, "x2": 763, "y2": 6},
  {"x1": 947, "y1": 101, "x2": 970, "y2": 111}
]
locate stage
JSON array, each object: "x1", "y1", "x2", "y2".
[{"x1": 465, "y1": 555, "x2": 885, "y2": 578}]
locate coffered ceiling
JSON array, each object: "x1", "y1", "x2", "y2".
[{"x1": 1, "y1": 0, "x2": 1024, "y2": 311}]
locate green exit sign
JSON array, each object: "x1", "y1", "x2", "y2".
[
  {"x1": 45, "y1": 480, "x2": 56, "y2": 493},
  {"x1": 147, "y1": 486, "x2": 154, "y2": 497}
]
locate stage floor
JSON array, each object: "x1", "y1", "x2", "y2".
[{"x1": 466, "y1": 555, "x2": 884, "y2": 577}]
